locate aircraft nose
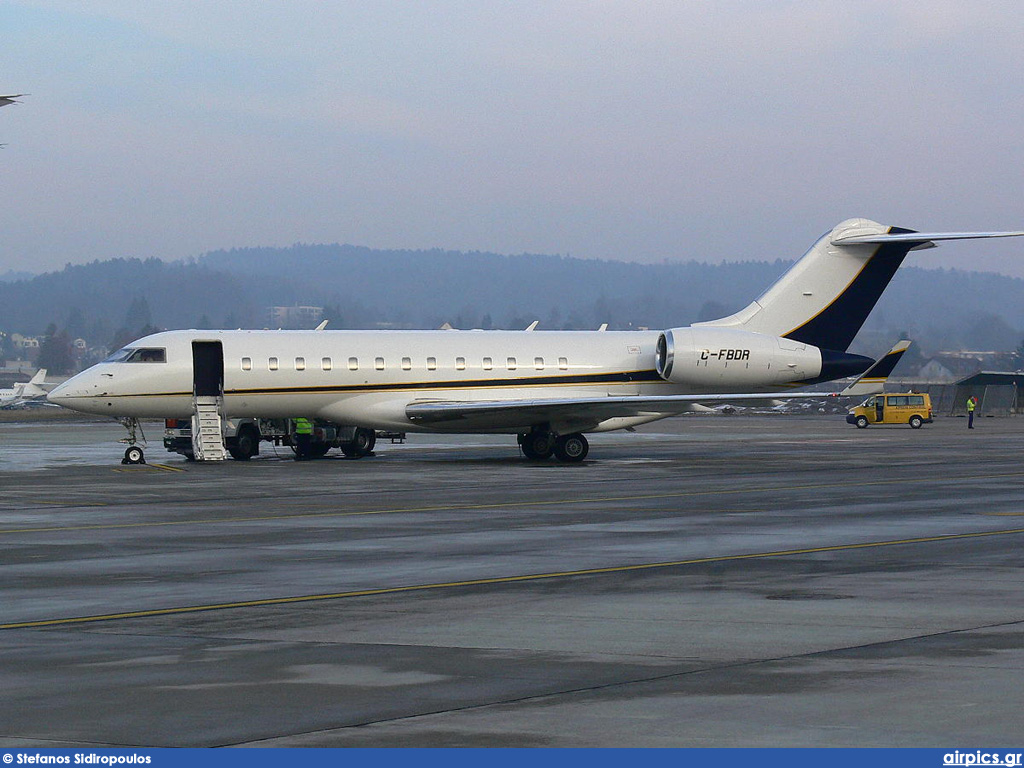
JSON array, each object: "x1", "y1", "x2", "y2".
[
  {"x1": 46, "y1": 376, "x2": 99, "y2": 412},
  {"x1": 46, "y1": 380, "x2": 71, "y2": 404}
]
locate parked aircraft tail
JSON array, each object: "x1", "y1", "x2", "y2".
[
  {"x1": 696, "y1": 219, "x2": 1024, "y2": 352},
  {"x1": 20, "y1": 368, "x2": 48, "y2": 398}
]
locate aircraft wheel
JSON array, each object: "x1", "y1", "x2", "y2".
[
  {"x1": 855, "y1": 416, "x2": 869, "y2": 429},
  {"x1": 123, "y1": 446, "x2": 145, "y2": 464},
  {"x1": 909, "y1": 415, "x2": 923, "y2": 429},
  {"x1": 553, "y1": 433, "x2": 588, "y2": 463},
  {"x1": 519, "y1": 431, "x2": 554, "y2": 460}
]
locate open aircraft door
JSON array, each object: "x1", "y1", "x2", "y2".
[
  {"x1": 191, "y1": 340, "x2": 227, "y2": 461},
  {"x1": 192, "y1": 341, "x2": 224, "y2": 398}
]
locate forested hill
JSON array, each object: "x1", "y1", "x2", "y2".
[
  {"x1": 199, "y1": 244, "x2": 784, "y2": 333},
  {"x1": 1, "y1": 244, "x2": 1023, "y2": 356},
  {"x1": 201, "y1": 244, "x2": 1024, "y2": 351}
]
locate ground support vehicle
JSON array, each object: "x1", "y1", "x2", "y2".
[
  {"x1": 163, "y1": 417, "x2": 387, "y2": 460},
  {"x1": 846, "y1": 393, "x2": 933, "y2": 429}
]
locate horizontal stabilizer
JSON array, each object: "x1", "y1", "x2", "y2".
[{"x1": 832, "y1": 230, "x2": 1024, "y2": 246}]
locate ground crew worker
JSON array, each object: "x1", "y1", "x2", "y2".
[
  {"x1": 293, "y1": 417, "x2": 313, "y2": 459},
  {"x1": 966, "y1": 396, "x2": 977, "y2": 429}
]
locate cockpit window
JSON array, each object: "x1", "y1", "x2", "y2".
[
  {"x1": 126, "y1": 348, "x2": 166, "y2": 363},
  {"x1": 104, "y1": 347, "x2": 166, "y2": 363},
  {"x1": 103, "y1": 347, "x2": 136, "y2": 363}
]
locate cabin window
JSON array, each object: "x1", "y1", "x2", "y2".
[
  {"x1": 402, "y1": 357, "x2": 412, "y2": 371},
  {"x1": 559, "y1": 357, "x2": 568, "y2": 370},
  {"x1": 322, "y1": 357, "x2": 332, "y2": 371},
  {"x1": 375, "y1": 357, "x2": 385, "y2": 371},
  {"x1": 348, "y1": 357, "x2": 358, "y2": 371},
  {"x1": 427, "y1": 357, "x2": 437, "y2": 371},
  {"x1": 534, "y1": 357, "x2": 544, "y2": 370},
  {"x1": 482, "y1": 357, "x2": 493, "y2": 370},
  {"x1": 507, "y1": 357, "x2": 517, "y2": 370},
  {"x1": 268, "y1": 357, "x2": 279, "y2": 371},
  {"x1": 456, "y1": 356, "x2": 466, "y2": 370},
  {"x1": 295, "y1": 357, "x2": 305, "y2": 371},
  {"x1": 241, "y1": 357, "x2": 252, "y2": 371}
]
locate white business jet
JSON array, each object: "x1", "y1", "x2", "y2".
[
  {"x1": 48, "y1": 219, "x2": 1024, "y2": 463},
  {"x1": 0, "y1": 369, "x2": 48, "y2": 407}
]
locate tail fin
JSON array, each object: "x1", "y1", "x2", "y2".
[
  {"x1": 840, "y1": 340, "x2": 911, "y2": 397},
  {"x1": 697, "y1": 219, "x2": 1024, "y2": 352},
  {"x1": 20, "y1": 368, "x2": 48, "y2": 398}
]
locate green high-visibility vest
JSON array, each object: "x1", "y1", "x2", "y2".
[
  {"x1": 294, "y1": 418, "x2": 313, "y2": 434},
  {"x1": 966, "y1": 399, "x2": 975, "y2": 412}
]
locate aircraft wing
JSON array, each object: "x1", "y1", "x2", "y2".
[
  {"x1": 406, "y1": 390, "x2": 842, "y2": 431},
  {"x1": 0, "y1": 94, "x2": 25, "y2": 108},
  {"x1": 407, "y1": 336, "x2": 915, "y2": 431}
]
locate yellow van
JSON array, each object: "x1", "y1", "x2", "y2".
[{"x1": 847, "y1": 393, "x2": 933, "y2": 429}]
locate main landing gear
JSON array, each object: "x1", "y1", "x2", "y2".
[
  {"x1": 118, "y1": 417, "x2": 147, "y2": 464},
  {"x1": 517, "y1": 430, "x2": 589, "y2": 463}
]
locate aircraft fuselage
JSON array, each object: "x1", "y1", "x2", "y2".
[{"x1": 48, "y1": 327, "x2": 834, "y2": 434}]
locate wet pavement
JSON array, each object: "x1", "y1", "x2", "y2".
[{"x1": 0, "y1": 414, "x2": 1022, "y2": 746}]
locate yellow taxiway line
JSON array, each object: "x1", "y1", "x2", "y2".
[{"x1": 3, "y1": 526, "x2": 1023, "y2": 631}]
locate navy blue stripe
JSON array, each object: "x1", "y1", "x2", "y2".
[{"x1": 785, "y1": 228, "x2": 918, "y2": 351}]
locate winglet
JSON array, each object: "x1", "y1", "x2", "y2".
[{"x1": 840, "y1": 340, "x2": 911, "y2": 397}]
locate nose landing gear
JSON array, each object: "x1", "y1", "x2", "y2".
[{"x1": 118, "y1": 417, "x2": 147, "y2": 464}]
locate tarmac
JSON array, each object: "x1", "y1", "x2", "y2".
[{"x1": 0, "y1": 413, "x2": 1021, "y2": 747}]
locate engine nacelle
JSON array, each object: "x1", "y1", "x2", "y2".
[{"x1": 655, "y1": 327, "x2": 821, "y2": 388}]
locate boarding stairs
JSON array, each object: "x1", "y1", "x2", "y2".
[{"x1": 191, "y1": 395, "x2": 227, "y2": 461}]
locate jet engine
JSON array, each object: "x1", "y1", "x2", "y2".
[{"x1": 654, "y1": 327, "x2": 822, "y2": 388}]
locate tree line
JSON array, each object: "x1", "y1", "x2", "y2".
[{"x1": 2, "y1": 244, "x2": 1023, "y2": 374}]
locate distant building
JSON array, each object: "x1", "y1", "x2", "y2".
[
  {"x1": 266, "y1": 305, "x2": 323, "y2": 330},
  {"x1": 951, "y1": 371, "x2": 1024, "y2": 416},
  {"x1": 10, "y1": 333, "x2": 40, "y2": 350},
  {"x1": 930, "y1": 350, "x2": 1019, "y2": 377},
  {"x1": 916, "y1": 359, "x2": 956, "y2": 383}
]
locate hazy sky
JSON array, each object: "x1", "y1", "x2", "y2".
[{"x1": 3, "y1": 1, "x2": 1024, "y2": 277}]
